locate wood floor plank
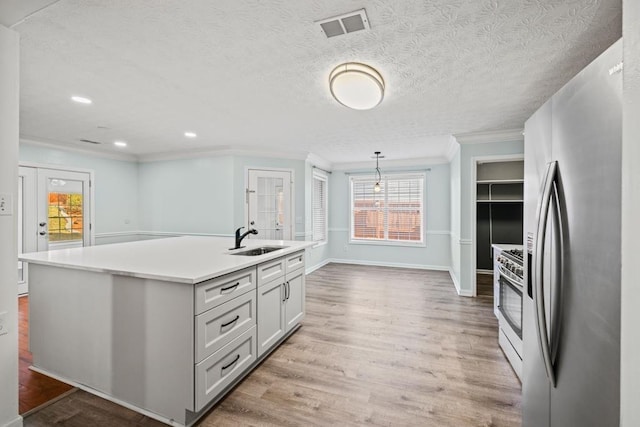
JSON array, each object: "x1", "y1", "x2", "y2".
[{"x1": 24, "y1": 263, "x2": 521, "y2": 426}]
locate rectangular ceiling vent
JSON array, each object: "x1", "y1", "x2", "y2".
[
  {"x1": 79, "y1": 138, "x2": 102, "y2": 145},
  {"x1": 316, "y1": 9, "x2": 370, "y2": 38}
]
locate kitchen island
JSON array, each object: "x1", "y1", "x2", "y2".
[{"x1": 19, "y1": 236, "x2": 314, "y2": 426}]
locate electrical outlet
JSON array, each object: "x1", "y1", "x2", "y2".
[
  {"x1": 0, "y1": 193, "x2": 12, "y2": 216},
  {"x1": 0, "y1": 311, "x2": 7, "y2": 337},
  {"x1": 343, "y1": 244, "x2": 348, "y2": 252}
]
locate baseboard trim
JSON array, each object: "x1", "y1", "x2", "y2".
[
  {"x1": 449, "y1": 269, "x2": 473, "y2": 297},
  {"x1": 3, "y1": 415, "x2": 23, "y2": 427},
  {"x1": 305, "y1": 259, "x2": 331, "y2": 275},
  {"x1": 477, "y1": 269, "x2": 494, "y2": 275},
  {"x1": 328, "y1": 258, "x2": 449, "y2": 271}
]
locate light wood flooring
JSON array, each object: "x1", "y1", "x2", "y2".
[{"x1": 24, "y1": 264, "x2": 521, "y2": 426}]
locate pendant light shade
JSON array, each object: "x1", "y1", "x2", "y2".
[
  {"x1": 329, "y1": 62, "x2": 384, "y2": 110},
  {"x1": 373, "y1": 151, "x2": 383, "y2": 192}
]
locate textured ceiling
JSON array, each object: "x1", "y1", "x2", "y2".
[{"x1": 9, "y1": 0, "x2": 621, "y2": 164}]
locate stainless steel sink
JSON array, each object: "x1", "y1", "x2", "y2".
[{"x1": 230, "y1": 246, "x2": 288, "y2": 256}]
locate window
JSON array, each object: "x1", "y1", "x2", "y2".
[
  {"x1": 350, "y1": 173, "x2": 425, "y2": 245},
  {"x1": 312, "y1": 172, "x2": 328, "y2": 243}
]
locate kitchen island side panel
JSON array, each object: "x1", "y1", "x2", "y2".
[{"x1": 29, "y1": 264, "x2": 194, "y2": 424}]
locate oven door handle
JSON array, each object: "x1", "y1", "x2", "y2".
[{"x1": 533, "y1": 161, "x2": 557, "y2": 387}]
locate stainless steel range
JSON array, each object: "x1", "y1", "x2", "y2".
[{"x1": 496, "y1": 247, "x2": 524, "y2": 379}]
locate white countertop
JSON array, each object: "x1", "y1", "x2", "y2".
[{"x1": 19, "y1": 236, "x2": 315, "y2": 284}]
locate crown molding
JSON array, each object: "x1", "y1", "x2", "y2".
[
  {"x1": 137, "y1": 145, "x2": 309, "y2": 163},
  {"x1": 305, "y1": 152, "x2": 333, "y2": 171},
  {"x1": 453, "y1": 128, "x2": 524, "y2": 145},
  {"x1": 445, "y1": 135, "x2": 460, "y2": 161},
  {"x1": 20, "y1": 137, "x2": 138, "y2": 162},
  {"x1": 332, "y1": 156, "x2": 449, "y2": 171}
]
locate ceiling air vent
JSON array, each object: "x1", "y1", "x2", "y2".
[
  {"x1": 79, "y1": 138, "x2": 102, "y2": 145},
  {"x1": 317, "y1": 9, "x2": 370, "y2": 38}
]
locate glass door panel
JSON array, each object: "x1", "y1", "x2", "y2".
[
  {"x1": 37, "y1": 169, "x2": 91, "y2": 251},
  {"x1": 247, "y1": 170, "x2": 292, "y2": 240}
]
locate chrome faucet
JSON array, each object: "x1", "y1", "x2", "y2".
[{"x1": 232, "y1": 226, "x2": 258, "y2": 249}]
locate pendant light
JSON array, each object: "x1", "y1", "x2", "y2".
[{"x1": 373, "y1": 151, "x2": 383, "y2": 193}]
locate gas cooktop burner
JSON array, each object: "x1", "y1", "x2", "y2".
[{"x1": 503, "y1": 248, "x2": 523, "y2": 264}]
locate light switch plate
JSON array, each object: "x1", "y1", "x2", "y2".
[{"x1": 0, "y1": 193, "x2": 12, "y2": 216}]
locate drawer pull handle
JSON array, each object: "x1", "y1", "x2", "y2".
[
  {"x1": 299, "y1": 256, "x2": 302, "y2": 262},
  {"x1": 221, "y1": 282, "x2": 240, "y2": 292},
  {"x1": 221, "y1": 354, "x2": 240, "y2": 371},
  {"x1": 282, "y1": 283, "x2": 286, "y2": 302},
  {"x1": 286, "y1": 281, "x2": 290, "y2": 300},
  {"x1": 221, "y1": 315, "x2": 240, "y2": 328}
]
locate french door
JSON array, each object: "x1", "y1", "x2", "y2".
[
  {"x1": 18, "y1": 165, "x2": 93, "y2": 294},
  {"x1": 246, "y1": 169, "x2": 293, "y2": 240}
]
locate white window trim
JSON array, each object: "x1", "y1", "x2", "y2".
[
  {"x1": 349, "y1": 172, "x2": 426, "y2": 247},
  {"x1": 312, "y1": 171, "x2": 328, "y2": 245}
]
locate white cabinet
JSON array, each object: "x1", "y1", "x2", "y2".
[
  {"x1": 257, "y1": 250, "x2": 305, "y2": 357},
  {"x1": 284, "y1": 268, "x2": 305, "y2": 330},
  {"x1": 257, "y1": 279, "x2": 286, "y2": 355},
  {"x1": 195, "y1": 290, "x2": 256, "y2": 362},
  {"x1": 195, "y1": 326, "x2": 257, "y2": 411}
]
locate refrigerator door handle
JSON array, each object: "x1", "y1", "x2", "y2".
[
  {"x1": 550, "y1": 177, "x2": 564, "y2": 364},
  {"x1": 532, "y1": 161, "x2": 557, "y2": 387}
]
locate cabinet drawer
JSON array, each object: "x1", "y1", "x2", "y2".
[
  {"x1": 257, "y1": 257, "x2": 285, "y2": 285},
  {"x1": 195, "y1": 326, "x2": 256, "y2": 411},
  {"x1": 195, "y1": 267, "x2": 256, "y2": 315},
  {"x1": 195, "y1": 290, "x2": 256, "y2": 363},
  {"x1": 285, "y1": 251, "x2": 305, "y2": 275}
]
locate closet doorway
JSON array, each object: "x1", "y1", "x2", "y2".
[{"x1": 472, "y1": 157, "x2": 524, "y2": 299}]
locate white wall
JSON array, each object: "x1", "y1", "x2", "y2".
[
  {"x1": 450, "y1": 139, "x2": 524, "y2": 295},
  {"x1": 621, "y1": 1, "x2": 640, "y2": 424},
  {"x1": 327, "y1": 162, "x2": 451, "y2": 270},
  {"x1": 19, "y1": 142, "x2": 140, "y2": 244},
  {"x1": 138, "y1": 156, "x2": 234, "y2": 235},
  {"x1": 0, "y1": 24, "x2": 22, "y2": 427}
]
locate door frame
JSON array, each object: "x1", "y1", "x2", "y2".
[
  {"x1": 244, "y1": 167, "x2": 295, "y2": 240},
  {"x1": 470, "y1": 154, "x2": 524, "y2": 298},
  {"x1": 19, "y1": 162, "x2": 96, "y2": 247}
]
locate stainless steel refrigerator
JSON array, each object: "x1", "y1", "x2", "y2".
[{"x1": 522, "y1": 39, "x2": 622, "y2": 426}]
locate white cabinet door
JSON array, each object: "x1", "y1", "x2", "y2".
[
  {"x1": 257, "y1": 279, "x2": 285, "y2": 357},
  {"x1": 285, "y1": 269, "x2": 305, "y2": 332}
]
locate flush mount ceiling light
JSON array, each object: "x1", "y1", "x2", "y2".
[
  {"x1": 329, "y1": 62, "x2": 384, "y2": 110},
  {"x1": 373, "y1": 151, "x2": 383, "y2": 192},
  {"x1": 184, "y1": 131, "x2": 197, "y2": 138},
  {"x1": 114, "y1": 141, "x2": 127, "y2": 147},
  {"x1": 71, "y1": 96, "x2": 92, "y2": 104}
]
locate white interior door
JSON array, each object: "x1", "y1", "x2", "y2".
[
  {"x1": 18, "y1": 166, "x2": 93, "y2": 294},
  {"x1": 37, "y1": 168, "x2": 92, "y2": 251},
  {"x1": 18, "y1": 167, "x2": 36, "y2": 295},
  {"x1": 247, "y1": 169, "x2": 292, "y2": 240}
]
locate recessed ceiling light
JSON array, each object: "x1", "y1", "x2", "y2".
[
  {"x1": 184, "y1": 131, "x2": 197, "y2": 138},
  {"x1": 71, "y1": 96, "x2": 92, "y2": 104},
  {"x1": 114, "y1": 141, "x2": 127, "y2": 147}
]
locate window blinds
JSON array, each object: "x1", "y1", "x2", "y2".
[
  {"x1": 351, "y1": 174, "x2": 424, "y2": 243},
  {"x1": 312, "y1": 174, "x2": 327, "y2": 242}
]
